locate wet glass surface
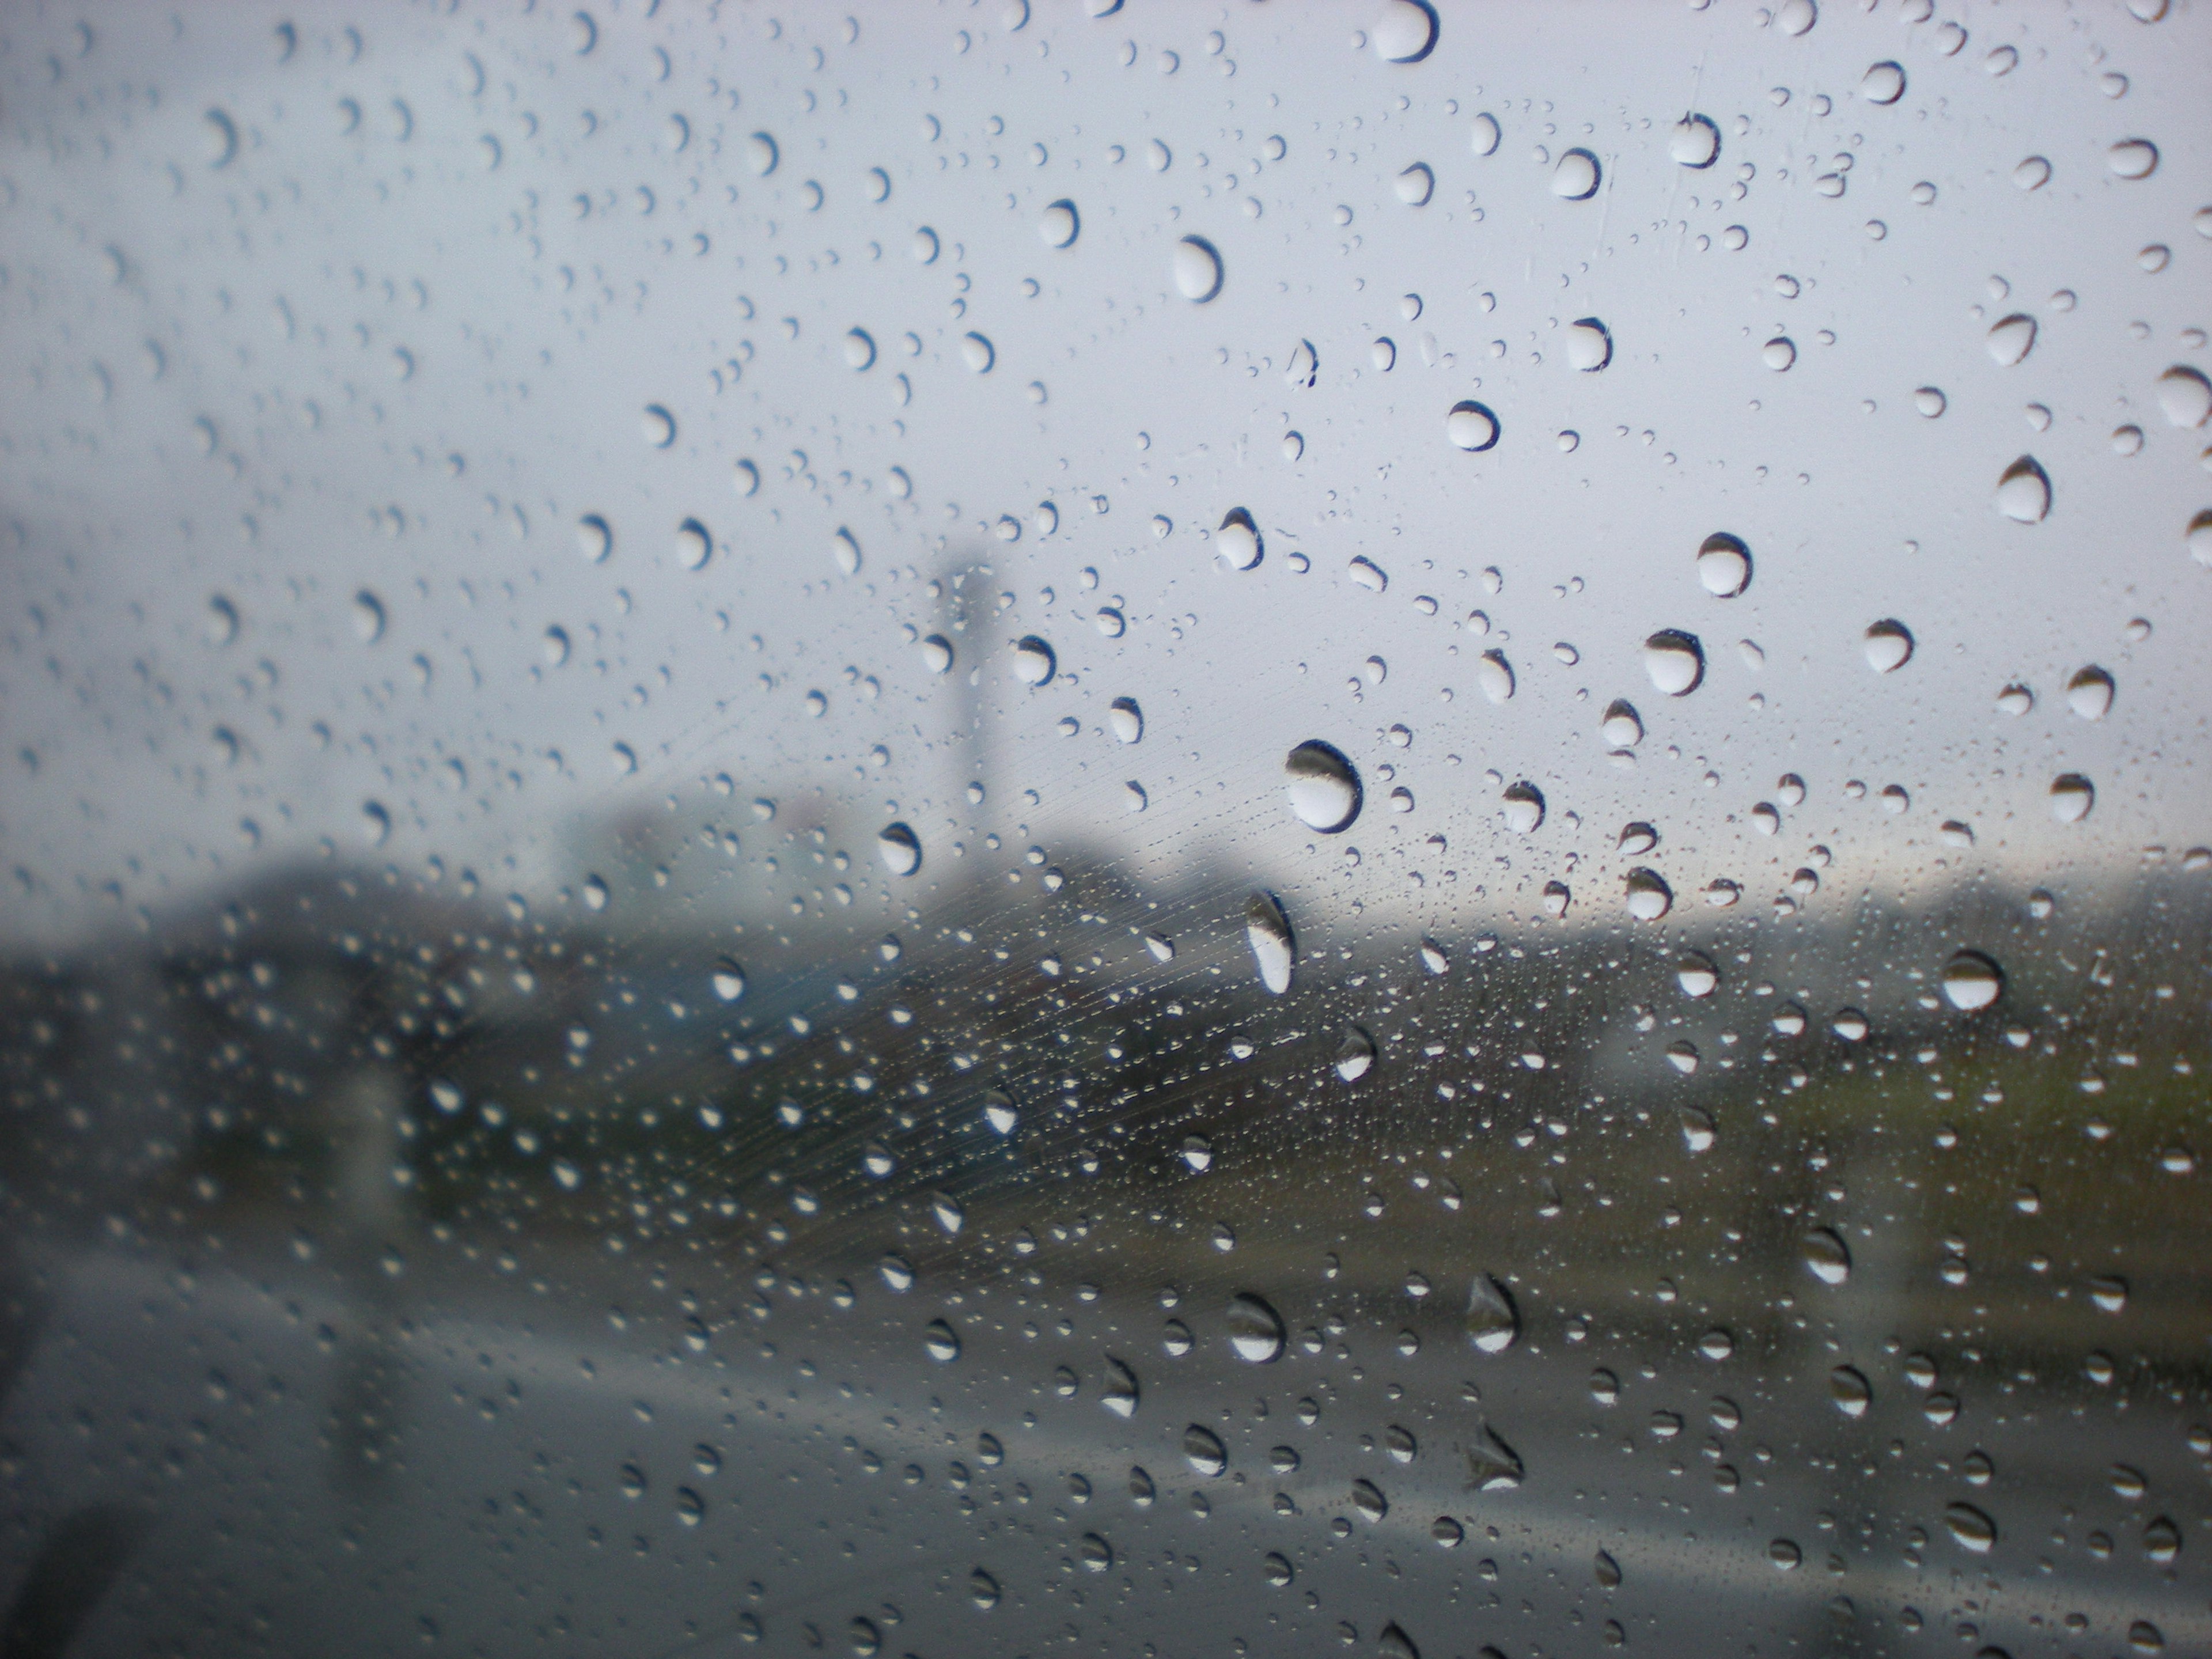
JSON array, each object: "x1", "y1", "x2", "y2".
[{"x1": 1, "y1": 3, "x2": 2209, "y2": 1655}]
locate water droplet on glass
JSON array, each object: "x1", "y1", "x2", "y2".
[
  {"x1": 1172, "y1": 236, "x2": 1224, "y2": 302},
  {"x1": 2156, "y1": 365, "x2": 2211, "y2": 428},
  {"x1": 1285, "y1": 740, "x2": 1362, "y2": 832},
  {"x1": 1335, "y1": 1025, "x2": 1377, "y2": 1082},
  {"x1": 877, "y1": 822, "x2": 923, "y2": 876},
  {"x1": 1860, "y1": 61, "x2": 1906, "y2": 104},
  {"x1": 1603, "y1": 701, "x2": 1644, "y2": 747},
  {"x1": 675, "y1": 518, "x2": 713, "y2": 571},
  {"x1": 1679, "y1": 1107, "x2": 1715, "y2": 1154},
  {"x1": 923, "y1": 1319, "x2": 961, "y2": 1362},
  {"x1": 1446, "y1": 400, "x2": 1501, "y2": 450},
  {"x1": 1476, "y1": 650, "x2": 1516, "y2": 704},
  {"x1": 1228, "y1": 1293, "x2": 1286, "y2": 1362},
  {"x1": 921, "y1": 634, "x2": 955, "y2": 675},
  {"x1": 1351, "y1": 1478, "x2": 1389, "y2": 1522},
  {"x1": 2088, "y1": 1274, "x2": 2130, "y2": 1313},
  {"x1": 1566, "y1": 317, "x2": 1613, "y2": 371},
  {"x1": 1987, "y1": 313, "x2": 2036, "y2": 366},
  {"x1": 843, "y1": 328, "x2": 877, "y2": 370},
  {"x1": 577, "y1": 514, "x2": 613, "y2": 563},
  {"x1": 1933, "y1": 949, "x2": 2005, "y2": 1014},
  {"x1": 1803, "y1": 1228, "x2": 1851, "y2": 1285},
  {"x1": 1762, "y1": 336, "x2": 1797, "y2": 371},
  {"x1": 1643, "y1": 630, "x2": 1705, "y2": 696},
  {"x1": 1109, "y1": 698, "x2": 1144, "y2": 744},
  {"x1": 1944, "y1": 1502, "x2": 1996, "y2": 1552},
  {"x1": 1347, "y1": 555, "x2": 1389, "y2": 592},
  {"x1": 960, "y1": 331, "x2": 995, "y2": 373},
  {"x1": 981, "y1": 1089, "x2": 1018, "y2": 1136},
  {"x1": 1011, "y1": 635, "x2": 1057, "y2": 685},
  {"x1": 1914, "y1": 386, "x2": 1948, "y2": 417},
  {"x1": 1394, "y1": 162, "x2": 1435, "y2": 206},
  {"x1": 744, "y1": 131, "x2": 779, "y2": 175},
  {"x1": 352, "y1": 590, "x2": 387, "y2": 643},
  {"x1": 2066, "y1": 665, "x2": 2115, "y2": 720},
  {"x1": 1464, "y1": 1424, "x2": 1524, "y2": 1490},
  {"x1": 1552, "y1": 147, "x2": 1602, "y2": 200},
  {"x1": 1670, "y1": 114, "x2": 1721, "y2": 168},
  {"x1": 1182, "y1": 1423, "x2": 1228, "y2": 1476},
  {"x1": 1676, "y1": 952, "x2": 1718, "y2": 998},
  {"x1": 1830, "y1": 1365, "x2": 1872, "y2": 1417},
  {"x1": 1501, "y1": 782, "x2": 1545, "y2": 834},
  {"x1": 641, "y1": 404, "x2": 676, "y2": 447},
  {"x1": 2012, "y1": 154, "x2": 2052, "y2": 190},
  {"x1": 1372, "y1": 0, "x2": 1439, "y2": 64},
  {"x1": 1470, "y1": 111, "x2": 1502, "y2": 156},
  {"x1": 1040, "y1": 198, "x2": 1080, "y2": 248},
  {"x1": 1245, "y1": 892, "x2": 1296, "y2": 994},
  {"x1": 1217, "y1": 507, "x2": 1263, "y2": 570},
  {"x1": 1863, "y1": 619, "x2": 1914, "y2": 673},
  {"x1": 2050, "y1": 772, "x2": 2094, "y2": 823},
  {"x1": 1768, "y1": 1539, "x2": 1802, "y2": 1570},
  {"x1": 1625, "y1": 869, "x2": 1674, "y2": 921},
  {"x1": 1101, "y1": 1358, "x2": 1140, "y2": 1418},
  {"x1": 1697, "y1": 533, "x2": 1752, "y2": 597},
  {"x1": 710, "y1": 958, "x2": 747, "y2": 1003},
  {"x1": 2108, "y1": 138, "x2": 2159, "y2": 179},
  {"x1": 1465, "y1": 1275, "x2": 1520, "y2": 1354},
  {"x1": 1377, "y1": 1623, "x2": 1421, "y2": 1659}
]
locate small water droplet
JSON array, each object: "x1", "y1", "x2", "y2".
[
  {"x1": 1394, "y1": 162, "x2": 1435, "y2": 206},
  {"x1": 843, "y1": 328, "x2": 877, "y2": 370},
  {"x1": 921, "y1": 634, "x2": 955, "y2": 674},
  {"x1": 1603, "y1": 701, "x2": 1643, "y2": 747},
  {"x1": 1914, "y1": 386, "x2": 1948, "y2": 417},
  {"x1": 1285, "y1": 740, "x2": 1362, "y2": 833},
  {"x1": 1347, "y1": 555, "x2": 1389, "y2": 592},
  {"x1": 1501, "y1": 781, "x2": 1545, "y2": 834},
  {"x1": 1768, "y1": 1538, "x2": 1802, "y2": 1570},
  {"x1": 2156, "y1": 365, "x2": 2211, "y2": 429},
  {"x1": 1101, "y1": 1357, "x2": 1140, "y2": 1418},
  {"x1": 1227, "y1": 1292, "x2": 1286, "y2": 1362},
  {"x1": 1470, "y1": 111, "x2": 1501, "y2": 156},
  {"x1": 1762, "y1": 336, "x2": 1797, "y2": 371},
  {"x1": 577, "y1": 514, "x2": 613, "y2": 563},
  {"x1": 923, "y1": 1319, "x2": 961, "y2": 1362},
  {"x1": 675, "y1": 518, "x2": 713, "y2": 571},
  {"x1": 1476, "y1": 650, "x2": 1516, "y2": 704},
  {"x1": 1803, "y1": 1228, "x2": 1851, "y2": 1285},
  {"x1": 711, "y1": 958, "x2": 747, "y2": 1002},
  {"x1": 1680, "y1": 1107, "x2": 1715, "y2": 1153},
  {"x1": 982, "y1": 1089, "x2": 1018, "y2": 1136},
  {"x1": 351, "y1": 590, "x2": 387, "y2": 643},
  {"x1": 1172, "y1": 236, "x2": 1224, "y2": 302},
  {"x1": 744, "y1": 131, "x2": 779, "y2": 175},
  {"x1": 1676, "y1": 952, "x2": 1719, "y2": 999},
  {"x1": 1182, "y1": 1423, "x2": 1228, "y2": 1475},
  {"x1": 1109, "y1": 698, "x2": 1144, "y2": 744},
  {"x1": 960, "y1": 331, "x2": 996, "y2": 373}
]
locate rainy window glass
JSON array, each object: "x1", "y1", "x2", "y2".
[{"x1": 4, "y1": 2, "x2": 2210, "y2": 1654}]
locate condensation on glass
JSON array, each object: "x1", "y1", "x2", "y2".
[{"x1": 1, "y1": 2, "x2": 2207, "y2": 1655}]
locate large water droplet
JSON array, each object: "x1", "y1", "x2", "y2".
[
  {"x1": 1011, "y1": 635, "x2": 1057, "y2": 685},
  {"x1": 1624, "y1": 868, "x2": 1673, "y2": 921},
  {"x1": 641, "y1": 404, "x2": 677, "y2": 447},
  {"x1": 1944, "y1": 1502, "x2": 1997, "y2": 1553},
  {"x1": 2051, "y1": 772, "x2": 2096, "y2": 822},
  {"x1": 1670, "y1": 114, "x2": 1721, "y2": 168},
  {"x1": 1465, "y1": 1275, "x2": 1520, "y2": 1354},
  {"x1": 1851, "y1": 624, "x2": 1918, "y2": 683},
  {"x1": 1696, "y1": 533, "x2": 1752, "y2": 597},
  {"x1": 2156, "y1": 365, "x2": 2211, "y2": 428},
  {"x1": 1464, "y1": 1425, "x2": 1523, "y2": 1490},
  {"x1": 921, "y1": 634, "x2": 955, "y2": 674},
  {"x1": 843, "y1": 328, "x2": 877, "y2": 370},
  {"x1": 1541, "y1": 146, "x2": 1603, "y2": 204},
  {"x1": 352, "y1": 590, "x2": 387, "y2": 643},
  {"x1": 1676, "y1": 952, "x2": 1718, "y2": 998},
  {"x1": 1393, "y1": 162, "x2": 1435, "y2": 206},
  {"x1": 1679, "y1": 1107, "x2": 1715, "y2": 1153},
  {"x1": 1830, "y1": 1365, "x2": 1872, "y2": 1418},
  {"x1": 1285, "y1": 741, "x2": 1362, "y2": 832},
  {"x1": 1172, "y1": 236, "x2": 1224, "y2": 302},
  {"x1": 1802, "y1": 1228, "x2": 1851, "y2": 1285},
  {"x1": 960, "y1": 331, "x2": 995, "y2": 373},
  {"x1": 711, "y1": 958, "x2": 747, "y2": 1002},
  {"x1": 1109, "y1": 698, "x2": 1144, "y2": 744},
  {"x1": 1603, "y1": 700, "x2": 1643, "y2": 748},
  {"x1": 1860, "y1": 61, "x2": 1907, "y2": 105},
  {"x1": 982, "y1": 1089, "x2": 1018, "y2": 1136},
  {"x1": 1335, "y1": 1025, "x2": 1377, "y2": 1082},
  {"x1": 674, "y1": 518, "x2": 713, "y2": 571},
  {"x1": 1986, "y1": 313, "x2": 2037, "y2": 366},
  {"x1": 1762, "y1": 336, "x2": 1797, "y2": 371},
  {"x1": 923, "y1": 1319, "x2": 960, "y2": 1362},
  {"x1": 577, "y1": 514, "x2": 613, "y2": 563},
  {"x1": 1566, "y1": 317, "x2": 1613, "y2": 371},
  {"x1": 1182, "y1": 1423, "x2": 1229, "y2": 1476},
  {"x1": 745, "y1": 131, "x2": 779, "y2": 175},
  {"x1": 1994, "y1": 454, "x2": 2051, "y2": 522},
  {"x1": 877, "y1": 822, "x2": 923, "y2": 876},
  {"x1": 1377, "y1": 1623, "x2": 1421, "y2": 1659},
  {"x1": 1643, "y1": 630, "x2": 1705, "y2": 696},
  {"x1": 1941, "y1": 949, "x2": 2004, "y2": 1010},
  {"x1": 1476, "y1": 650, "x2": 1516, "y2": 704},
  {"x1": 1227, "y1": 1292, "x2": 1286, "y2": 1362},
  {"x1": 1445, "y1": 400, "x2": 1501, "y2": 450},
  {"x1": 1245, "y1": 892, "x2": 1296, "y2": 994},
  {"x1": 1372, "y1": 0, "x2": 1439, "y2": 63},
  {"x1": 2066, "y1": 666, "x2": 2115, "y2": 720},
  {"x1": 1501, "y1": 781, "x2": 1545, "y2": 834},
  {"x1": 1040, "y1": 198, "x2": 1080, "y2": 248},
  {"x1": 1101, "y1": 1357, "x2": 1140, "y2": 1418},
  {"x1": 1777, "y1": 0, "x2": 1818, "y2": 35},
  {"x1": 1470, "y1": 111, "x2": 1501, "y2": 156},
  {"x1": 2108, "y1": 138, "x2": 2159, "y2": 179},
  {"x1": 1217, "y1": 507, "x2": 1263, "y2": 570}
]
